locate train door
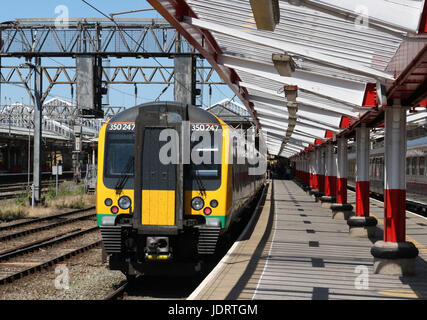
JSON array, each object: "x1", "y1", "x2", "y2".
[
  {"x1": 141, "y1": 128, "x2": 177, "y2": 226},
  {"x1": 133, "y1": 107, "x2": 185, "y2": 234}
]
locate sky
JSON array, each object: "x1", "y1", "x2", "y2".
[{"x1": 0, "y1": 0, "x2": 238, "y2": 109}]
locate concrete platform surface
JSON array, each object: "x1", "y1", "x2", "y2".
[{"x1": 189, "y1": 179, "x2": 427, "y2": 300}]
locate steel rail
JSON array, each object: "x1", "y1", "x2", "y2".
[
  {"x1": 0, "y1": 240, "x2": 101, "y2": 285},
  {"x1": 0, "y1": 226, "x2": 99, "y2": 261},
  {"x1": 0, "y1": 206, "x2": 95, "y2": 232},
  {"x1": 0, "y1": 212, "x2": 96, "y2": 241}
]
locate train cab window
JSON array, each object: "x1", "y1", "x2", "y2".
[
  {"x1": 419, "y1": 157, "x2": 425, "y2": 176},
  {"x1": 104, "y1": 132, "x2": 135, "y2": 189},
  {"x1": 184, "y1": 130, "x2": 222, "y2": 191}
]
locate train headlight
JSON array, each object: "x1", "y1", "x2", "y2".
[
  {"x1": 104, "y1": 198, "x2": 113, "y2": 206},
  {"x1": 118, "y1": 196, "x2": 131, "y2": 209},
  {"x1": 191, "y1": 197, "x2": 204, "y2": 211}
]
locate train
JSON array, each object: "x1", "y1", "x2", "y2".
[
  {"x1": 96, "y1": 101, "x2": 266, "y2": 277},
  {"x1": 348, "y1": 135, "x2": 427, "y2": 209}
]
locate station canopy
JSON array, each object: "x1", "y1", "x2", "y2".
[{"x1": 148, "y1": 0, "x2": 427, "y2": 157}]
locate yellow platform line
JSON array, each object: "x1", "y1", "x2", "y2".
[
  {"x1": 370, "y1": 213, "x2": 427, "y2": 256},
  {"x1": 377, "y1": 289, "x2": 418, "y2": 299},
  {"x1": 348, "y1": 193, "x2": 426, "y2": 298},
  {"x1": 369, "y1": 213, "x2": 427, "y2": 299}
]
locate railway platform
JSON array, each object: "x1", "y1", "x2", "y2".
[{"x1": 189, "y1": 179, "x2": 427, "y2": 300}]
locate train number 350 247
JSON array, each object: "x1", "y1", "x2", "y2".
[
  {"x1": 191, "y1": 124, "x2": 219, "y2": 131},
  {"x1": 108, "y1": 123, "x2": 136, "y2": 131}
]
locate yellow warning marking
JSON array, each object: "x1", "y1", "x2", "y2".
[
  {"x1": 378, "y1": 289, "x2": 418, "y2": 299},
  {"x1": 406, "y1": 236, "x2": 427, "y2": 256},
  {"x1": 370, "y1": 213, "x2": 427, "y2": 256},
  {"x1": 370, "y1": 213, "x2": 383, "y2": 224}
]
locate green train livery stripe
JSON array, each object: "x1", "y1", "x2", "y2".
[
  {"x1": 97, "y1": 214, "x2": 112, "y2": 226},
  {"x1": 205, "y1": 215, "x2": 226, "y2": 228},
  {"x1": 98, "y1": 214, "x2": 227, "y2": 229}
]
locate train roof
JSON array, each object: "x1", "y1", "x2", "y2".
[
  {"x1": 347, "y1": 136, "x2": 427, "y2": 159},
  {"x1": 408, "y1": 136, "x2": 427, "y2": 149},
  {"x1": 108, "y1": 101, "x2": 221, "y2": 125}
]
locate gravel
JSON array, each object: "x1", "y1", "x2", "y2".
[{"x1": 0, "y1": 247, "x2": 126, "y2": 300}]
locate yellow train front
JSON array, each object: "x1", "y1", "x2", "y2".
[{"x1": 97, "y1": 102, "x2": 265, "y2": 276}]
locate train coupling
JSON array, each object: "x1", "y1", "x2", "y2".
[{"x1": 145, "y1": 237, "x2": 172, "y2": 261}]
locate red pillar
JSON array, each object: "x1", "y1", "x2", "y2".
[
  {"x1": 317, "y1": 146, "x2": 325, "y2": 194},
  {"x1": 324, "y1": 143, "x2": 333, "y2": 196},
  {"x1": 336, "y1": 137, "x2": 348, "y2": 204},
  {"x1": 309, "y1": 151, "x2": 315, "y2": 188},
  {"x1": 355, "y1": 124, "x2": 370, "y2": 217},
  {"x1": 331, "y1": 150, "x2": 337, "y2": 197},
  {"x1": 313, "y1": 148, "x2": 320, "y2": 190},
  {"x1": 383, "y1": 106, "x2": 407, "y2": 242}
]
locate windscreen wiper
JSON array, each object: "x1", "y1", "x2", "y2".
[
  {"x1": 192, "y1": 168, "x2": 207, "y2": 197},
  {"x1": 115, "y1": 156, "x2": 134, "y2": 194}
]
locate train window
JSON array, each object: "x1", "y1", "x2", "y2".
[
  {"x1": 412, "y1": 157, "x2": 418, "y2": 176},
  {"x1": 377, "y1": 158, "x2": 380, "y2": 178},
  {"x1": 231, "y1": 137, "x2": 238, "y2": 194},
  {"x1": 419, "y1": 157, "x2": 425, "y2": 176}
]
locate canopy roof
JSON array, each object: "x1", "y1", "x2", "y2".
[{"x1": 148, "y1": 0, "x2": 427, "y2": 157}]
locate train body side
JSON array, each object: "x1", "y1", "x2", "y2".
[{"x1": 347, "y1": 138, "x2": 427, "y2": 205}]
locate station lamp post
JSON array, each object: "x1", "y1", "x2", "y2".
[{"x1": 20, "y1": 58, "x2": 42, "y2": 206}]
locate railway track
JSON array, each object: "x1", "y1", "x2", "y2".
[
  {"x1": 104, "y1": 275, "x2": 210, "y2": 300},
  {"x1": 347, "y1": 184, "x2": 427, "y2": 215},
  {"x1": 0, "y1": 180, "x2": 66, "y2": 193},
  {"x1": 0, "y1": 225, "x2": 100, "y2": 285},
  {"x1": 104, "y1": 277, "x2": 135, "y2": 300},
  {"x1": 0, "y1": 207, "x2": 96, "y2": 241},
  {"x1": 0, "y1": 240, "x2": 101, "y2": 285},
  {"x1": 0, "y1": 206, "x2": 95, "y2": 231},
  {"x1": 103, "y1": 184, "x2": 267, "y2": 301},
  {"x1": 0, "y1": 180, "x2": 69, "y2": 201}
]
